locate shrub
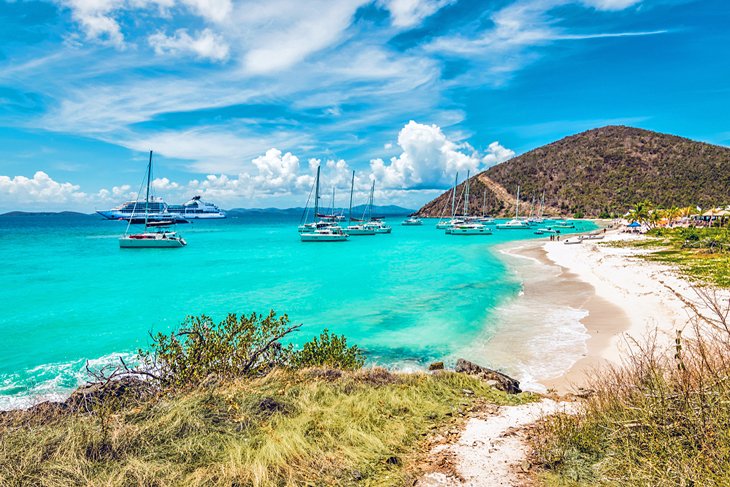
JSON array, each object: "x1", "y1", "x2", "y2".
[
  {"x1": 292, "y1": 329, "x2": 365, "y2": 370},
  {"x1": 138, "y1": 311, "x2": 300, "y2": 388}
]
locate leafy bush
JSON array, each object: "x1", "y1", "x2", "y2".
[
  {"x1": 136, "y1": 312, "x2": 367, "y2": 388},
  {"x1": 138, "y1": 311, "x2": 301, "y2": 388},
  {"x1": 292, "y1": 329, "x2": 365, "y2": 370}
]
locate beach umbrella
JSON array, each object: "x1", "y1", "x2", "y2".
[{"x1": 627, "y1": 221, "x2": 641, "y2": 228}]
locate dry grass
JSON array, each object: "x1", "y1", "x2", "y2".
[
  {"x1": 531, "y1": 287, "x2": 730, "y2": 486},
  {"x1": 0, "y1": 368, "x2": 534, "y2": 486}
]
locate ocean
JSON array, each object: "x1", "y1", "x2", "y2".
[{"x1": 0, "y1": 214, "x2": 596, "y2": 408}]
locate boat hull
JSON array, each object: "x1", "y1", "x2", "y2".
[
  {"x1": 346, "y1": 228, "x2": 376, "y2": 235},
  {"x1": 300, "y1": 234, "x2": 349, "y2": 242},
  {"x1": 446, "y1": 228, "x2": 492, "y2": 235},
  {"x1": 119, "y1": 236, "x2": 186, "y2": 248}
]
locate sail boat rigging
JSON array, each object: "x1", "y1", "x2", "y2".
[
  {"x1": 345, "y1": 171, "x2": 376, "y2": 235},
  {"x1": 445, "y1": 171, "x2": 491, "y2": 235},
  {"x1": 119, "y1": 151, "x2": 187, "y2": 248}
]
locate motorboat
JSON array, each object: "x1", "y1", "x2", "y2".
[
  {"x1": 496, "y1": 219, "x2": 531, "y2": 229},
  {"x1": 446, "y1": 223, "x2": 492, "y2": 235},
  {"x1": 402, "y1": 217, "x2": 422, "y2": 226}
]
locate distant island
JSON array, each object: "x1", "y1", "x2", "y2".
[
  {"x1": 418, "y1": 125, "x2": 730, "y2": 218},
  {"x1": 1, "y1": 205, "x2": 415, "y2": 219}
]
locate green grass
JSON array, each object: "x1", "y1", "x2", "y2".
[
  {"x1": 602, "y1": 227, "x2": 730, "y2": 286},
  {"x1": 0, "y1": 369, "x2": 534, "y2": 486}
]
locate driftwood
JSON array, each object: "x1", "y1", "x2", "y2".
[{"x1": 455, "y1": 359, "x2": 521, "y2": 394}]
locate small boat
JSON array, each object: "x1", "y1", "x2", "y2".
[
  {"x1": 553, "y1": 220, "x2": 575, "y2": 229},
  {"x1": 535, "y1": 227, "x2": 560, "y2": 234},
  {"x1": 300, "y1": 226, "x2": 349, "y2": 242},
  {"x1": 496, "y1": 185, "x2": 531, "y2": 229},
  {"x1": 446, "y1": 223, "x2": 492, "y2": 235},
  {"x1": 563, "y1": 237, "x2": 582, "y2": 245},
  {"x1": 120, "y1": 151, "x2": 186, "y2": 249},
  {"x1": 581, "y1": 233, "x2": 605, "y2": 240},
  {"x1": 298, "y1": 165, "x2": 345, "y2": 238},
  {"x1": 364, "y1": 219, "x2": 392, "y2": 234},
  {"x1": 344, "y1": 171, "x2": 377, "y2": 236},
  {"x1": 496, "y1": 219, "x2": 531, "y2": 229},
  {"x1": 402, "y1": 216, "x2": 422, "y2": 226}
]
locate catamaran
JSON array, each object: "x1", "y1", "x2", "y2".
[
  {"x1": 344, "y1": 171, "x2": 376, "y2": 235},
  {"x1": 119, "y1": 151, "x2": 187, "y2": 248},
  {"x1": 361, "y1": 180, "x2": 392, "y2": 234},
  {"x1": 299, "y1": 166, "x2": 348, "y2": 242},
  {"x1": 496, "y1": 185, "x2": 531, "y2": 230},
  {"x1": 445, "y1": 171, "x2": 491, "y2": 235}
]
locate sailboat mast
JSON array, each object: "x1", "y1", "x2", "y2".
[
  {"x1": 348, "y1": 170, "x2": 354, "y2": 223},
  {"x1": 451, "y1": 172, "x2": 458, "y2": 219},
  {"x1": 145, "y1": 150, "x2": 152, "y2": 227},
  {"x1": 464, "y1": 170, "x2": 470, "y2": 216},
  {"x1": 313, "y1": 165, "x2": 320, "y2": 220},
  {"x1": 515, "y1": 185, "x2": 520, "y2": 219},
  {"x1": 540, "y1": 191, "x2": 545, "y2": 218},
  {"x1": 368, "y1": 180, "x2": 375, "y2": 221},
  {"x1": 482, "y1": 191, "x2": 487, "y2": 217},
  {"x1": 331, "y1": 186, "x2": 335, "y2": 216}
]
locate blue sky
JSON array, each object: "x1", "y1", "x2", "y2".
[{"x1": 0, "y1": 0, "x2": 728, "y2": 211}]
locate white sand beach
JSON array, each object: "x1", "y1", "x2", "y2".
[{"x1": 496, "y1": 228, "x2": 728, "y2": 392}]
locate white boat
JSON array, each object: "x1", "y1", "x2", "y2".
[
  {"x1": 300, "y1": 227, "x2": 349, "y2": 242},
  {"x1": 534, "y1": 227, "x2": 560, "y2": 234},
  {"x1": 364, "y1": 219, "x2": 392, "y2": 234},
  {"x1": 581, "y1": 233, "x2": 605, "y2": 240},
  {"x1": 446, "y1": 223, "x2": 492, "y2": 235},
  {"x1": 563, "y1": 237, "x2": 582, "y2": 245},
  {"x1": 554, "y1": 221, "x2": 575, "y2": 229},
  {"x1": 402, "y1": 217, "x2": 422, "y2": 226},
  {"x1": 496, "y1": 185, "x2": 531, "y2": 230},
  {"x1": 120, "y1": 151, "x2": 186, "y2": 249},
  {"x1": 343, "y1": 171, "x2": 376, "y2": 236},
  {"x1": 298, "y1": 166, "x2": 346, "y2": 240}
]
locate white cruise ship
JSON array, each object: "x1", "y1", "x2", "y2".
[{"x1": 167, "y1": 196, "x2": 226, "y2": 219}]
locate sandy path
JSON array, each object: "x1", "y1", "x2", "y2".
[{"x1": 418, "y1": 399, "x2": 576, "y2": 487}]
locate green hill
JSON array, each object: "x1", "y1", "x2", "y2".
[{"x1": 418, "y1": 126, "x2": 730, "y2": 218}]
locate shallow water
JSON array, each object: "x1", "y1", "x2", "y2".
[{"x1": 0, "y1": 214, "x2": 596, "y2": 408}]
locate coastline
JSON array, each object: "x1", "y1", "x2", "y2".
[{"x1": 490, "y1": 228, "x2": 705, "y2": 393}]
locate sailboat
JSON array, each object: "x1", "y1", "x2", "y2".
[
  {"x1": 362, "y1": 180, "x2": 392, "y2": 234},
  {"x1": 119, "y1": 151, "x2": 187, "y2": 248},
  {"x1": 299, "y1": 166, "x2": 348, "y2": 242},
  {"x1": 496, "y1": 185, "x2": 531, "y2": 229},
  {"x1": 437, "y1": 173, "x2": 465, "y2": 229},
  {"x1": 445, "y1": 171, "x2": 491, "y2": 235},
  {"x1": 345, "y1": 171, "x2": 376, "y2": 235},
  {"x1": 475, "y1": 189, "x2": 495, "y2": 224}
]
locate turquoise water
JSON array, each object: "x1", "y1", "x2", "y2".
[{"x1": 0, "y1": 214, "x2": 596, "y2": 408}]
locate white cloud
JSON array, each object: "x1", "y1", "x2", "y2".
[
  {"x1": 370, "y1": 120, "x2": 481, "y2": 190},
  {"x1": 180, "y1": 0, "x2": 232, "y2": 22},
  {"x1": 60, "y1": 0, "x2": 175, "y2": 48},
  {"x1": 148, "y1": 28, "x2": 230, "y2": 61},
  {"x1": 580, "y1": 0, "x2": 641, "y2": 11},
  {"x1": 379, "y1": 0, "x2": 454, "y2": 27},
  {"x1": 427, "y1": 0, "x2": 664, "y2": 85},
  {"x1": 482, "y1": 141, "x2": 515, "y2": 167},
  {"x1": 0, "y1": 171, "x2": 87, "y2": 206}
]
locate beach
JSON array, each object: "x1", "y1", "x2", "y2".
[{"x1": 493, "y1": 227, "x2": 721, "y2": 393}]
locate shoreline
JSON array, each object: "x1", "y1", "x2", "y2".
[{"x1": 493, "y1": 227, "x2": 709, "y2": 393}]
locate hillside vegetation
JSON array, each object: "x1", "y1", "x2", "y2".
[{"x1": 418, "y1": 126, "x2": 730, "y2": 218}]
